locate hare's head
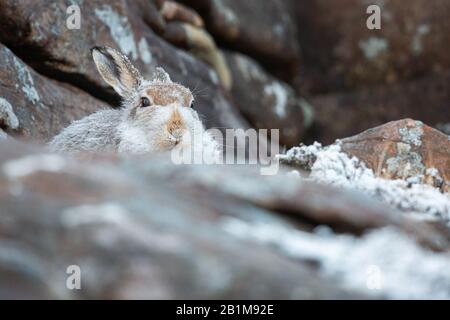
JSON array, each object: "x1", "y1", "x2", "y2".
[{"x1": 92, "y1": 46, "x2": 204, "y2": 151}]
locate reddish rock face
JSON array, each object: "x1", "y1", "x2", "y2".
[
  {"x1": 0, "y1": 44, "x2": 109, "y2": 142},
  {"x1": 341, "y1": 119, "x2": 450, "y2": 192},
  {"x1": 291, "y1": 0, "x2": 450, "y2": 93}
]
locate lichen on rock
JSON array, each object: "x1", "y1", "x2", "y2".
[{"x1": 399, "y1": 121, "x2": 423, "y2": 146}]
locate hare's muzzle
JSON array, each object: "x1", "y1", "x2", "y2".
[{"x1": 167, "y1": 109, "x2": 186, "y2": 144}]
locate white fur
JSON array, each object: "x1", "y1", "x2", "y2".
[{"x1": 49, "y1": 46, "x2": 220, "y2": 162}]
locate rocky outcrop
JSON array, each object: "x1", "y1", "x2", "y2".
[
  {"x1": 0, "y1": 0, "x2": 249, "y2": 131},
  {"x1": 182, "y1": 0, "x2": 301, "y2": 80},
  {"x1": 0, "y1": 44, "x2": 109, "y2": 141},
  {"x1": 309, "y1": 71, "x2": 450, "y2": 144},
  {"x1": 341, "y1": 119, "x2": 450, "y2": 192},
  {"x1": 291, "y1": 0, "x2": 450, "y2": 93}
]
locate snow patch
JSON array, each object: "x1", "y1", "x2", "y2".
[
  {"x1": 280, "y1": 143, "x2": 450, "y2": 222},
  {"x1": 277, "y1": 141, "x2": 321, "y2": 170}
]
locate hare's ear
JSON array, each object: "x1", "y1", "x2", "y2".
[
  {"x1": 91, "y1": 46, "x2": 142, "y2": 97},
  {"x1": 151, "y1": 67, "x2": 172, "y2": 83}
]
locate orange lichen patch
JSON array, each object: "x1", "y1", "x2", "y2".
[
  {"x1": 167, "y1": 109, "x2": 186, "y2": 135},
  {"x1": 146, "y1": 83, "x2": 192, "y2": 107}
]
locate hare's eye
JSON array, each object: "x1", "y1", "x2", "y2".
[
  {"x1": 190, "y1": 102, "x2": 194, "y2": 108},
  {"x1": 141, "y1": 97, "x2": 151, "y2": 108}
]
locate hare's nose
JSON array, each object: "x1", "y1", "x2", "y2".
[
  {"x1": 167, "y1": 110, "x2": 185, "y2": 135},
  {"x1": 171, "y1": 129, "x2": 183, "y2": 140}
]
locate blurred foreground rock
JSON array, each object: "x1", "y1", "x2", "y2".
[{"x1": 1, "y1": 139, "x2": 450, "y2": 299}]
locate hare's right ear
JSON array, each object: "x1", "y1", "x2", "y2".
[{"x1": 91, "y1": 46, "x2": 142, "y2": 97}]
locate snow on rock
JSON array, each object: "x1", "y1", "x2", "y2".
[
  {"x1": 280, "y1": 142, "x2": 450, "y2": 223},
  {"x1": 277, "y1": 141, "x2": 321, "y2": 170},
  {"x1": 222, "y1": 217, "x2": 450, "y2": 299}
]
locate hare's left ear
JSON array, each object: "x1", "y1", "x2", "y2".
[{"x1": 91, "y1": 46, "x2": 142, "y2": 97}]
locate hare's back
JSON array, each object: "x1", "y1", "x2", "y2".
[{"x1": 49, "y1": 109, "x2": 122, "y2": 152}]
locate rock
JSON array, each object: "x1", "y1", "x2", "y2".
[
  {"x1": 308, "y1": 70, "x2": 450, "y2": 144},
  {"x1": 225, "y1": 51, "x2": 314, "y2": 146},
  {"x1": 291, "y1": 0, "x2": 450, "y2": 93},
  {"x1": 182, "y1": 0, "x2": 301, "y2": 80},
  {"x1": 0, "y1": 44, "x2": 109, "y2": 141},
  {"x1": 1, "y1": 0, "x2": 450, "y2": 300},
  {"x1": 162, "y1": 22, "x2": 232, "y2": 90},
  {"x1": 340, "y1": 119, "x2": 450, "y2": 193},
  {"x1": 0, "y1": 140, "x2": 370, "y2": 299},
  {"x1": 1, "y1": 139, "x2": 450, "y2": 298},
  {"x1": 0, "y1": 0, "x2": 248, "y2": 131},
  {"x1": 278, "y1": 139, "x2": 450, "y2": 250},
  {"x1": 160, "y1": 0, "x2": 204, "y2": 28}
]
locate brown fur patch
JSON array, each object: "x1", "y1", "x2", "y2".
[
  {"x1": 146, "y1": 83, "x2": 192, "y2": 107},
  {"x1": 167, "y1": 109, "x2": 186, "y2": 135}
]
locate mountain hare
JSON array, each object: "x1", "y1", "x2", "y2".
[{"x1": 49, "y1": 46, "x2": 219, "y2": 162}]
